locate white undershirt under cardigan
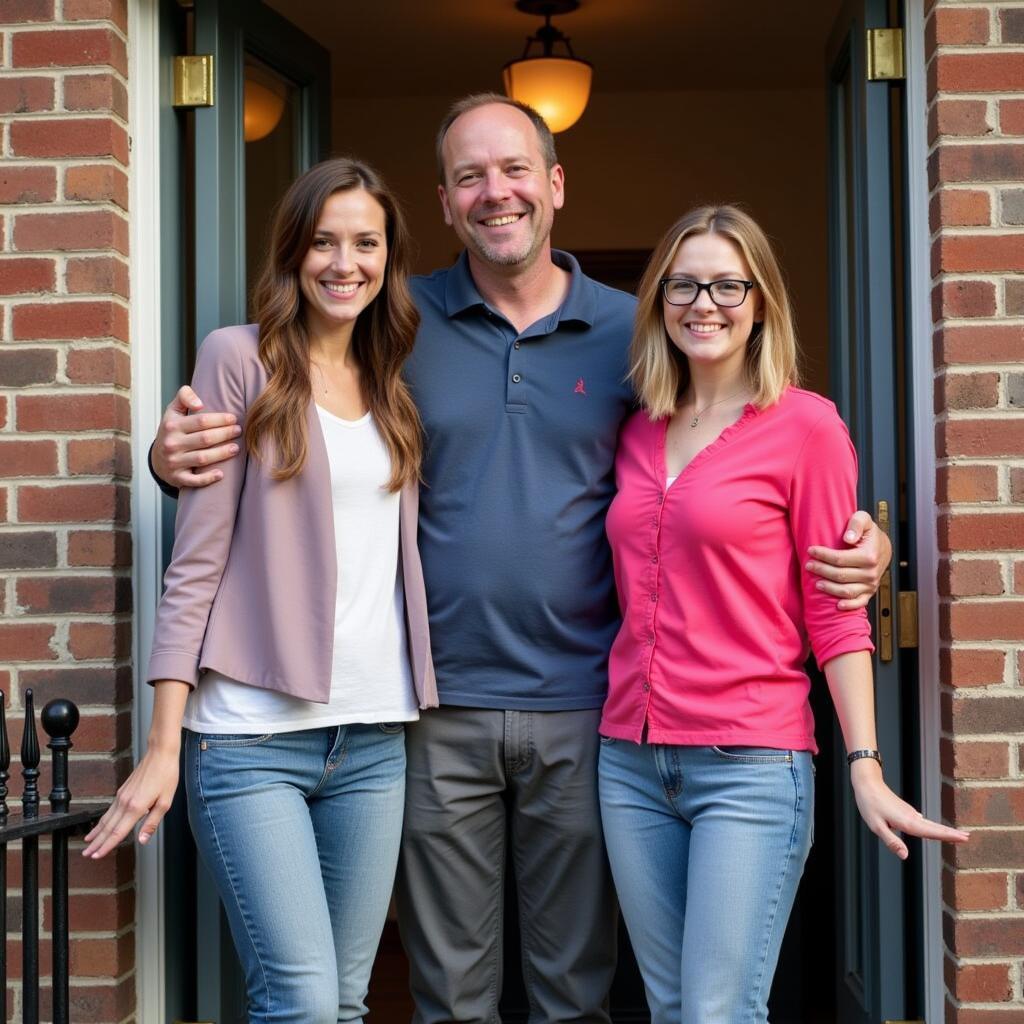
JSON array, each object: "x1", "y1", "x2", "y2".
[{"x1": 183, "y1": 408, "x2": 418, "y2": 734}]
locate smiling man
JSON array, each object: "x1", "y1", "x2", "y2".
[{"x1": 149, "y1": 93, "x2": 890, "y2": 1023}]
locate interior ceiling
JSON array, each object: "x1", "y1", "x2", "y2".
[{"x1": 264, "y1": 0, "x2": 845, "y2": 97}]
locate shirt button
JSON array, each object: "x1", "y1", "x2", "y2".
[
  {"x1": 647, "y1": 636, "x2": 654, "y2": 646},
  {"x1": 657, "y1": 493, "x2": 664, "y2": 504},
  {"x1": 651, "y1": 554, "x2": 658, "y2": 564},
  {"x1": 642, "y1": 681, "x2": 651, "y2": 693},
  {"x1": 650, "y1": 516, "x2": 658, "y2": 527},
  {"x1": 650, "y1": 592, "x2": 657, "y2": 602},
  {"x1": 512, "y1": 373, "x2": 522, "y2": 383},
  {"x1": 514, "y1": 341, "x2": 521, "y2": 349}
]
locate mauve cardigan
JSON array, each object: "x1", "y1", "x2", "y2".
[{"x1": 147, "y1": 324, "x2": 438, "y2": 709}]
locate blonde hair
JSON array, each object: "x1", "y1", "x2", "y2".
[{"x1": 630, "y1": 205, "x2": 799, "y2": 418}]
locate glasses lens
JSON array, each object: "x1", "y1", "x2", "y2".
[
  {"x1": 709, "y1": 281, "x2": 748, "y2": 307},
  {"x1": 664, "y1": 280, "x2": 698, "y2": 305}
]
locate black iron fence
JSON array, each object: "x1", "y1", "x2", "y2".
[{"x1": 0, "y1": 690, "x2": 104, "y2": 1024}]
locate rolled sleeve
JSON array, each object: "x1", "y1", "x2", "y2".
[
  {"x1": 788, "y1": 410, "x2": 875, "y2": 669},
  {"x1": 146, "y1": 327, "x2": 251, "y2": 687}
]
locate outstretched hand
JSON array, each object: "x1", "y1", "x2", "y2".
[
  {"x1": 850, "y1": 760, "x2": 969, "y2": 860},
  {"x1": 806, "y1": 510, "x2": 892, "y2": 610},
  {"x1": 152, "y1": 384, "x2": 241, "y2": 489}
]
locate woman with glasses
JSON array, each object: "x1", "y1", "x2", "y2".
[
  {"x1": 598, "y1": 205, "x2": 966, "y2": 1023},
  {"x1": 82, "y1": 158, "x2": 436, "y2": 1024}
]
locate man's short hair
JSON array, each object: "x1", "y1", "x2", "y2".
[{"x1": 435, "y1": 92, "x2": 559, "y2": 183}]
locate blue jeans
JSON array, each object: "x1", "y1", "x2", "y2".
[
  {"x1": 598, "y1": 740, "x2": 813, "y2": 1024},
  {"x1": 184, "y1": 724, "x2": 407, "y2": 1024}
]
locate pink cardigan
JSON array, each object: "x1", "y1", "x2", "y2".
[
  {"x1": 601, "y1": 387, "x2": 872, "y2": 751},
  {"x1": 147, "y1": 324, "x2": 438, "y2": 709}
]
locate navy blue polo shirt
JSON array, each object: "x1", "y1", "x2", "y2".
[{"x1": 406, "y1": 250, "x2": 636, "y2": 710}]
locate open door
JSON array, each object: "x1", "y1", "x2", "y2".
[
  {"x1": 158, "y1": 0, "x2": 330, "y2": 1018},
  {"x1": 826, "y1": 2, "x2": 918, "y2": 1022}
]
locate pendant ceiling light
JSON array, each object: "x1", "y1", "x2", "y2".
[
  {"x1": 502, "y1": 0, "x2": 592, "y2": 134},
  {"x1": 244, "y1": 61, "x2": 287, "y2": 143}
]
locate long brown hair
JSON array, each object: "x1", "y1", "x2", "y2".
[
  {"x1": 630, "y1": 204, "x2": 800, "y2": 418},
  {"x1": 245, "y1": 158, "x2": 421, "y2": 490}
]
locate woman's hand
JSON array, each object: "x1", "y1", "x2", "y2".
[
  {"x1": 805, "y1": 509, "x2": 892, "y2": 610},
  {"x1": 849, "y1": 759, "x2": 969, "y2": 859},
  {"x1": 82, "y1": 741, "x2": 181, "y2": 858}
]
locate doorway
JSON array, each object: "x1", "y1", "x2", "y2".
[{"x1": 154, "y1": 1, "x2": 925, "y2": 1021}]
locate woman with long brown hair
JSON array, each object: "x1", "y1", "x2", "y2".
[{"x1": 82, "y1": 158, "x2": 436, "y2": 1024}]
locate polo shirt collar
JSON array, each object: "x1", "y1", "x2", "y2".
[{"x1": 444, "y1": 248, "x2": 598, "y2": 329}]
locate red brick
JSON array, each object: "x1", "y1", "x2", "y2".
[
  {"x1": 941, "y1": 647, "x2": 1007, "y2": 687},
  {"x1": 944, "y1": 913, "x2": 1024, "y2": 957},
  {"x1": 68, "y1": 436, "x2": 131, "y2": 476},
  {"x1": 942, "y1": 691, "x2": 1024, "y2": 733},
  {"x1": 0, "y1": 530, "x2": 56, "y2": 569},
  {"x1": 1003, "y1": 99, "x2": 1024, "y2": 136},
  {"x1": 18, "y1": 482, "x2": 129, "y2": 523},
  {"x1": 0, "y1": 348, "x2": 56, "y2": 386},
  {"x1": 936, "y1": 324, "x2": 1024, "y2": 364},
  {"x1": 63, "y1": 0, "x2": 128, "y2": 32},
  {"x1": 1013, "y1": 467, "x2": 1024, "y2": 503},
  {"x1": 0, "y1": 622, "x2": 56, "y2": 661},
  {"x1": 64, "y1": 163, "x2": 128, "y2": 209},
  {"x1": 1002, "y1": 8, "x2": 1024, "y2": 44},
  {"x1": 70, "y1": 932, "x2": 134, "y2": 978},
  {"x1": 71, "y1": 707, "x2": 132, "y2": 750},
  {"x1": 67, "y1": 528, "x2": 131, "y2": 567},
  {"x1": 930, "y1": 7, "x2": 992, "y2": 47},
  {"x1": 932, "y1": 279, "x2": 997, "y2": 319},
  {"x1": 10, "y1": 118, "x2": 128, "y2": 163},
  {"x1": 0, "y1": 256, "x2": 55, "y2": 294},
  {"x1": 65, "y1": 254, "x2": 129, "y2": 297},
  {"x1": 16, "y1": 392, "x2": 130, "y2": 432},
  {"x1": 13, "y1": 209, "x2": 128, "y2": 254},
  {"x1": 1015, "y1": 560, "x2": 1024, "y2": 594},
  {"x1": 63, "y1": 72, "x2": 128, "y2": 119},
  {"x1": 0, "y1": 439, "x2": 57, "y2": 477},
  {"x1": 11, "y1": 28, "x2": 127, "y2": 77},
  {"x1": 48, "y1": 889, "x2": 135, "y2": 933},
  {"x1": 945, "y1": 784, "x2": 1024, "y2": 827},
  {"x1": 936, "y1": 464, "x2": 999, "y2": 504},
  {"x1": 943, "y1": 866, "x2": 1008, "y2": 910},
  {"x1": 930, "y1": 189, "x2": 991, "y2": 228},
  {"x1": 929, "y1": 99, "x2": 992, "y2": 143},
  {"x1": 0, "y1": 0, "x2": 54, "y2": 20},
  {"x1": 931, "y1": 145, "x2": 1024, "y2": 189},
  {"x1": 68, "y1": 620, "x2": 130, "y2": 660},
  {"x1": 19, "y1": 664, "x2": 132, "y2": 706},
  {"x1": 952, "y1": 829, "x2": 1024, "y2": 870},
  {"x1": 939, "y1": 558, "x2": 1004, "y2": 596},
  {"x1": 938, "y1": 420, "x2": 1024, "y2": 459},
  {"x1": 0, "y1": 75, "x2": 55, "y2": 114},
  {"x1": 947, "y1": 961, "x2": 1012, "y2": 1003},
  {"x1": 66, "y1": 346, "x2": 130, "y2": 387},
  {"x1": 936, "y1": 372, "x2": 999, "y2": 412},
  {"x1": 940, "y1": 738, "x2": 1010, "y2": 779},
  {"x1": 935, "y1": 236, "x2": 1024, "y2": 275},
  {"x1": 16, "y1": 575, "x2": 130, "y2": 614},
  {"x1": 944, "y1": 602, "x2": 1024, "y2": 642},
  {"x1": 934, "y1": 52, "x2": 1024, "y2": 93},
  {"x1": 66, "y1": 978, "x2": 137, "y2": 1023},
  {"x1": 12, "y1": 299, "x2": 127, "y2": 341},
  {"x1": 0, "y1": 165, "x2": 56, "y2": 204}
]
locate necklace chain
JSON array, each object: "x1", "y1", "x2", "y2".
[{"x1": 687, "y1": 389, "x2": 748, "y2": 428}]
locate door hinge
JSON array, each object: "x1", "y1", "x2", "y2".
[
  {"x1": 876, "y1": 500, "x2": 894, "y2": 662},
  {"x1": 867, "y1": 28, "x2": 905, "y2": 81},
  {"x1": 898, "y1": 590, "x2": 918, "y2": 648},
  {"x1": 173, "y1": 55, "x2": 215, "y2": 108}
]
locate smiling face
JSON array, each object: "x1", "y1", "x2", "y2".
[
  {"x1": 662, "y1": 232, "x2": 764, "y2": 378},
  {"x1": 437, "y1": 102, "x2": 564, "y2": 270},
  {"x1": 298, "y1": 187, "x2": 388, "y2": 340}
]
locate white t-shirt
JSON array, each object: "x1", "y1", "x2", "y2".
[{"x1": 182, "y1": 407, "x2": 418, "y2": 734}]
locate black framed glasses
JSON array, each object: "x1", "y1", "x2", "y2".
[{"x1": 660, "y1": 278, "x2": 756, "y2": 308}]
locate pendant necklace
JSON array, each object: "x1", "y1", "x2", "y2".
[{"x1": 688, "y1": 389, "x2": 748, "y2": 429}]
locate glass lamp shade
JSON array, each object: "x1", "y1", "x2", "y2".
[
  {"x1": 502, "y1": 57, "x2": 592, "y2": 133},
  {"x1": 243, "y1": 77, "x2": 286, "y2": 142}
]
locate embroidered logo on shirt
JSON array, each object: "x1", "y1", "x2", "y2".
[{"x1": 574, "y1": 377, "x2": 587, "y2": 395}]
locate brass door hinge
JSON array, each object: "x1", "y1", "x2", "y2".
[
  {"x1": 867, "y1": 28, "x2": 905, "y2": 81},
  {"x1": 173, "y1": 55, "x2": 215, "y2": 108},
  {"x1": 876, "y1": 500, "x2": 893, "y2": 662},
  {"x1": 898, "y1": 590, "x2": 918, "y2": 649}
]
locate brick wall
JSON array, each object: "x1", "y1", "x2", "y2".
[
  {"x1": 0, "y1": 0, "x2": 134, "y2": 1020},
  {"x1": 928, "y1": 1, "x2": 1024, "y2": 1019}
]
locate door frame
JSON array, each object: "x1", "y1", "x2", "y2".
[
  {"x1": 128, "y1": 0, "x2": 944, "y2": 1015},
  {"x1": 904, "y1": 1, "x2": 944, "y2": 1019}
]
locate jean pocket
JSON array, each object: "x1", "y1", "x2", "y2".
[
  {"x1": 377, "y1": 722, "x2": 405, "y2": 735},
  {"x1": 599, "y1": 735, "x2": 617, "y2": 745},
  {"x1": 711, "y1": 745, "x2": 793, "y2": 764},
  {"x1": 200, "y1": 733, "x2": 275, "y2": 749}
]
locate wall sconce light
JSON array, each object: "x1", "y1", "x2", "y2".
[
  {"x1": 243, "y1": 62, "x2": 287, "y2": 143},
  {"x1": 502, "y1": 0, "x2": 592, "y2": 134}
]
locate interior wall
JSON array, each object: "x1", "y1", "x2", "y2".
[{"x1": 328, "y1": 88, "x2": 830, "y2": 395}]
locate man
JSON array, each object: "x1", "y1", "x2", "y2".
[{"x1": 151, "y1": 94, "x2": 889, "y2": 1022}]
